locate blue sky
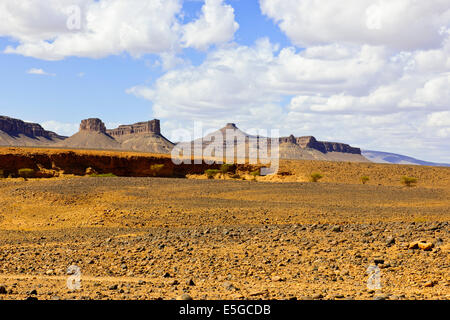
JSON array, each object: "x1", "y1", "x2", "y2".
[
  {"x1": 0, "y1": 1, "x2": 289, "y2": 125},
  {"x1": 0, "y1": 0, "x2": 449, "y2": 162}
]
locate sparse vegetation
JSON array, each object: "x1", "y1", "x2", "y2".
[
  {"x1": 360, "y1": 176, "x2": 370, "y2": 184},
  {"x1": 310, "y1": 172, "x2": 323, "y2": 182},
  {"x1": 250, "y1": 170, "x2": 260, "y2": 181},
  {"x1": 89, "y1": 173, "x2": 117, "y2": 178},
  {"x1": 18, "y1": 168, "x2": 35, "y2": 179},
  {"x1": 150, "y1": 164, "x2": 165, "y2": 177},
  {"x1": 401, "y1": 176, "x2": 418, "y2": 187},
  {"x1": 220, "y1": 164, "x2": 235, "y2": 174},
  {"x1": 205, "y1": 169, "x2": 220, "y2": 179}
]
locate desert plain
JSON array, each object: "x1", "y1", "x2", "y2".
[{"x1": 0, "y1": 148, "x2": 449, "y2": 300}]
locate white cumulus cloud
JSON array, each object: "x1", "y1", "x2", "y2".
[
  {"x1": 181, "y1": 0, "x2": 239, "y2": 50},
  {"x1": 27, "y1": 68, "x2": 55, "y2": 76},
  {"x1": 259, "y1": 0, "x2": 450, "y2": 51},
  {"x1": 1, "y1": 0, "x2": 239, "y2": 60}
]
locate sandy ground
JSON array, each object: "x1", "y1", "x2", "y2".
[{"x1": 0, "y1": 172, "x2": 448, "y2": 300}]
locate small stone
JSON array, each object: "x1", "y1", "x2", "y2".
[
  {"x1": 170, "y1": 280, "x2": 179, "y2": 286},
  {"x1": 0, "y1": 286, "x2": 7, "y2": 294},
  {"x1": 109, "y1": 284, "x2": 118, "y2": 290},
  {"x1": 373, "y1": 294, "x2": 389, "y2": 300},
  {"x1": 29, "y1": 289, "x2": 37, "y2": 295},
  {"x1": 45, "y1": 269, "x2": 54, "y2": 276},
  {"x1": 373, "y1": 257, "x2": 385, "y2": 265},
  {"x1": 331, "y1": 226, "x2": 342, "y2": 232},
  {"x1": 177, "y1": 294, "x2": 193, "y2": 301},
  {"x1": 424, "y1": 281, "x2": 437, "y2": 288},
  {"x1": 408, "y1": 241, "x2": 419, "y2": 249},
  {"x1": 163, "y1": 272, "x2": 171, "y2": 278},
  {"x1": 187, "y1": 279, "x2": 195, "y2": 286},
  {"x1": 312, "y1": 293, "x2": 323, "y2": 299},
  {"x1": 248, "y1": 290, "x2": 267, "y2": 297},
  {"x1": 271, "y1": 276, "x2": 284, "y2": 282},
  {"x1": 222, "y1": 281, "x2": 235, "y2": 291},
  {"x1": 386, "y1": 237, "x2": 395, "y2": 246},
  {"x1": 418, "y1": 242, "x2": 434, "y2": 251}
]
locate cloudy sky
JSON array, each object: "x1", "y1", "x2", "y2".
[{"x1": 0, "y1": 0, "x2": 449, "y2": 162}]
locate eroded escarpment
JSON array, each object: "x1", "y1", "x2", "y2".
[{"x1": 0, "y1": 147, "x2": 261, "y2": 178}]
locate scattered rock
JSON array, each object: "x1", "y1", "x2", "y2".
[
  {"x1": 0, "y1": 285, "x2": 7, "y2": 294},
  {"x1": 331, "y1": 226, "x2": 342, "y2": 232},
  {"x1": 373, "y1": 257, "x2": 385, "y2": 265},
  {"x1": 271, "y1": 276, "x2": 284, "y2": 282},
  {"x1": 176, "y1": 294, "x2": 193, "y2": 301},
  {"x1": 248, "y1": 289, "x2": 267, "y2": 297},
  {"x1": 45, "y1": 269, "x2": 54, "y2": 275},
  {"x1": 187, "y1": 279, "x2": 195, "y2": 286},
  {"x1": 409, "y1": 241, "x2": 434, "y2": 251},
  {"x1": 373, "y1": 294, "x2": 389, "y2": 300},
  {"x1": 418, "y1": 242, "x2": 434, "y2": 251},
  {"x1": 222, "y1": 281, "x2": 235, "y2": 291},
  {"x1": 424, "y1": 281, "x2": 437, "y2": 288},
  {"x1": 386, "y1": 237, "x2": 395, "y2": 246}
]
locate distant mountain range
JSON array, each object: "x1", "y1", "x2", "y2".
[
  {"x1": 362, "y1": 150, "x2": 450, "y2": 167},
  {"x1": 1, "y1": 115, "x2": 448, "y2": 166}
]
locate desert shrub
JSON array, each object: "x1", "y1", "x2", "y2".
[
  {"x1": 360, "y1": 176, "x2": 370, "y2": 184},
  {"x1": 150, "y1": 164, "x2": 165, "y2": 177},
  {"x1": 401, "y1": 176, "x2": 417, "y2": 187},
  {"x1": 310, "y1": 172, "x2": 323, "y2": 182},
  {"x1": 250, "y1": 170, "x2": 260, "y2": 181},
  {"x1": 220, "y1": 164, "x2": 235, "y2": 175},
  {"x1": 90, "y1": 173, "x2": 117, "y2": 178},
  {"x1": 18, "y1": 168, "x2": 35, "y2": 179},
  {"x1": 205, "y1": 169, "x2": 220, "y2": 179}
]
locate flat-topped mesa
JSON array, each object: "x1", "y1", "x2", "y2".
[
  {"x1": 280, "y1": 135, "x2": 361, "y2": 155},
  {"x1": 80, "y1": 118, "x2": 106, "y2": 133},
  {"x1": 0, "y1": 115, "x2": 64, "y2": 139},
  {"x1": 224, "y1": 123, "x2": 237, "y2": 129},
  {"x1": 106, "y1": 119, "x2": 161, "y2": 137}
]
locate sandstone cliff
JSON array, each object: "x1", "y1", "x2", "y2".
[
  {"x1": 55, "y1": 118, "x2": 121, "y2": 150},
  {"x1": 0, "y1": 116, "x2": 66, "y2": 146},
  {"x1": 106, "y1": 119, "x2": 161, "y2": 137},
  {"x1": 107, "y1": 120, "x2": 174, "y2": 154}
]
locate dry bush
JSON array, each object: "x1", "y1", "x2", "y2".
[
  {"x1": 360, "y1": 176, "x2": 370, "y2": 184},
  {"x1": 310, "y1": 172, "x2": 323, "y2": 182},
  {"x1": 205, "y1": 169, "x2": 220, "y2": 179},
  {"x1": 401, "y1": 176, "x2": 418, "y2": 187}
]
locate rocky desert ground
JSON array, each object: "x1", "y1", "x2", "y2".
[{"x1": 0, "y1": 148, "x2": 449, "y2": 300}]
